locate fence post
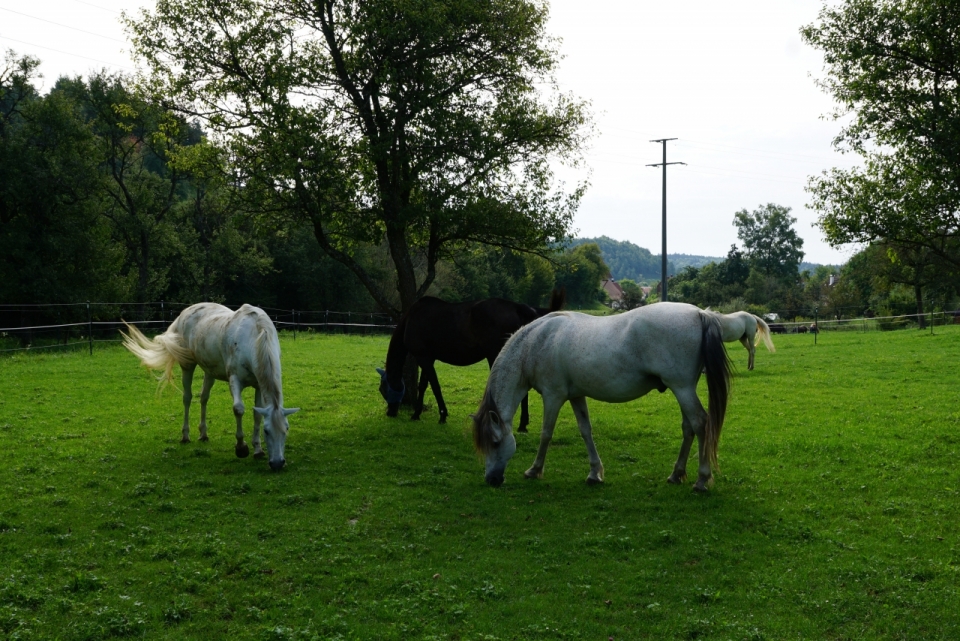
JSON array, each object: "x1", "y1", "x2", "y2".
[
  {"x1": 293, "y1": 309, "x2": 297, "y2": 341},
  {"x1": 814, "y1": 307, "x2": 818, "y2": 345},
  {"x1": 86, "y1": 302, "x2": 93, "y2": 355}
]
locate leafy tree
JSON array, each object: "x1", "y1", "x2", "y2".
[
  {"x1": 0, "y1": 52, "x2": 128, "y2": 307},
  {"x1": 618, "y1": 279, "x2": 644, "y2": 310},
  {"x1": 125, "y1": 0, "x2": 590, "y2": 319},
  {"x1": 554, "y1": 243, "x2": 608, "y2": 308},
  {"x1": 58, "y1": 73, "x2": 194, "y2": 302},
  {"x1": 733, "y1": 204, "x2": 805, "y2": 281},
  {"x1": 802, "y1": 0, "x2": 960, "y2": 268}
]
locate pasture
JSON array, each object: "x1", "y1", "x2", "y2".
[{"x1": 2, "y1": 326, "x2": 959, "y2": 640}]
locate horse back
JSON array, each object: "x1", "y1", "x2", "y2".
[{"x1": 178, "y1": 303, "x2": 265, "y2": 385}]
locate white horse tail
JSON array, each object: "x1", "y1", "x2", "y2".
[
  {"x1": 753, "y1": 315, "x2": 776, "y2": 353},
  {"x1": 700, "y1": 314, "x2": 733, "y2": 472},
  {"x1": 121, "y1": 321, "x2": 195, "y2": 389}
]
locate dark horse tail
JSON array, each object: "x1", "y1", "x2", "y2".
[
  {"x1": 547, "y1": 287, "x2": 566, "y2": 313},
  {"x1": 700, "y1": 313, "x2": 732, "y2": 471}
]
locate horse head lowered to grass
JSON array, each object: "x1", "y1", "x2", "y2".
[
  {"x1": 472, "y1": 303, "x2": 733, "y2": 491},
  {"x1": 377, "y1": 289, "x2": 565, "y2": 431},
  {"x1": 121, "y1": 303, "x2": 299, "y2": 470}
]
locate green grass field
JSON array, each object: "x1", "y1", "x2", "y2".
[{"x1": 2, "y1": 325, "x2": 959, "y2": 640}]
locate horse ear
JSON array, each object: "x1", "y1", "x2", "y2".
[
  {"x1": 488, "y1": 411, "x2": 503, "y2": 444},
  {"x1": 283, "y1": 408, "x2": 300, "y2": 417},
  {"x1": 376, "y1": 367, "x2": 386, "y2": 379},
  {"x1": 253, "y1": 406, "x2": 269, "y2": 417}
]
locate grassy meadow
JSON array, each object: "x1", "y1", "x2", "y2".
[{"x1": 1, "y1": 324, "x2": 959, "y2": 640}]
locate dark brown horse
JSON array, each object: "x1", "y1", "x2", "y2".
[{"x1": 377, "y1": 289, "x2": 565, "y2": 431}]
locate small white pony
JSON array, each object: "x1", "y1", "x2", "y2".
[
  {"x1": 121, "y1": 303, "x2": 299, "y2": 470},
  {"x1": 472, "y1": 303, "x2": 733, "y2": 492},
  {"x1": 712, "y1": 310, "x2": 775, "y2": 370}
]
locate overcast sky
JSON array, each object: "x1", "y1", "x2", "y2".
[{"x1": 1, "y1": 0, "x2": 858, "y2": 265}]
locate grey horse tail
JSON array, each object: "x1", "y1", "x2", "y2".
[{"x1": 700, "y1": 313, "x2": 732, "y2": 471}]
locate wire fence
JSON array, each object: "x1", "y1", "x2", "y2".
[
  {"x1": 0, "y1": 302, "x2": 396, "y2": 355},
  {"x1": 1, "y1": 301, "x2": 957, "y2": 356},
  {"x1": 765, "y1": 310, "x2": 959, "y2": 337}
]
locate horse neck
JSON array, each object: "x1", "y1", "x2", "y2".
[
  {"x1": 487, "y1": 347, "x2": 528, "y2": 426},
  {"x1": 384, "y1": 313, "x2": 409, "y2": 385}
]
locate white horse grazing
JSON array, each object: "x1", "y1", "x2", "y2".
[
  {"x1": 121, "y1": 303, "x2": 299, "y2": 470},
  {"x1": 713, "y1": 310, "x2": 775, "y2": 370},
  {"x1": 472, "y1": 303, "x2": 733, "y2": 492}
]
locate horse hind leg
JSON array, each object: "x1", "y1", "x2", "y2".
[
  {"x1": 181, "y1": 365, "x2": 196, "y2": 443},
  {"x1": 570, "y1": 396, "x2": 604, "y2": 484},
  {"x1": 197, "y1": 372, "x2": 214, "y2": 442},
  {"x1": 740, "y1": 335, "x2": 755, "y2": 370},
  {"x1": 669, "y1": 387, "x2": 711, "y2": 491}
]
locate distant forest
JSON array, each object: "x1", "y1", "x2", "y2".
[{"x1": 571, "y1": 236, "x2": 832, "y2": 285}]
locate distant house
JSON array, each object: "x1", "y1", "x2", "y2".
[
  {"x1": 641, "y1": 287, "x2": 652, "y2": 299},
  {"x1": 601, "y1": 278, "x2": 624, "y2": 307}
]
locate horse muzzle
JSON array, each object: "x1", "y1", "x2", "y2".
[
  {"x1": 485, "y1": 468, "x2": 505, "y2": 487},
  {"x1": 269, "y1": 458, "x2": 286, "y2": 471}
]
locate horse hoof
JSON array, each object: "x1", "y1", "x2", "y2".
[
  {"x1": 692, "y1": 484, "x2": 710, "y2": 493},
  {"x1": 410, "y1": 415, "x2": 421, "y2": 421},
  {"x1": 517, "y1": 425, "x2": 528, "y2": 433},
  {"x1": 666, "y1": 473, "x2": 685, "y2": 485},
  {"x1": 438, "y1": 417, "x2": 447, "y2": 425},
  {"x1": 180, "y1": 437, "x2": 190, "y2": 444},
  {"x1": 523, "y1": 469, "x2": 542, "y2": 480},
  {"x1": 199, "y1": 435, "x2": 209, "y2": 442},
  {"x1": 586, "y1": 476, "x2": 604, "y2": 485},
  {"x1": 235, "y1": 443, "x2": 250, "y2": 458},
  {"x1": 253, "y1": 451, "x2": 265, "y2": 459}
]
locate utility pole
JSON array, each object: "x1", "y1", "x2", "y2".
[{"x1": 647, "y1": 138, "x2": 685, "y2": 302}]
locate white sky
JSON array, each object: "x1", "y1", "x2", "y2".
[{"x1": 1, "y1": 0, "x2": 858, "y2": 265}]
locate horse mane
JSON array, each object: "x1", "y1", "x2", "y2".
[
  {"x1": 383, "y1": 310, "x2": 409, "y2": 382},
  {"x1": 471, "y1": 387, "x2": 500, "y2": 455},
  {"x1": 254, "y1": 314, "x2": 283, "y2": 407},
  {"x1": 700, "y1": 314, "x2": 733, "y2": 471}
]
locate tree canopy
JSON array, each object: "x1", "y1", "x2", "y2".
[
  {"x1": 124, "y1": 0, "x2": 590, "y2": 318},
  {"x1": 733, "y1": 203, "x2": 804, "y2": 281},
  {"x1": 802, "y1": 0, "x2": 960, "y2": 268}
]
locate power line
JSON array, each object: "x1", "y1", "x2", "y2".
[
  {"x1": 73, "y1": 0, "x2": 121, "y2": 14},
  {"x1": 0, "y1": 34, "x2": 135, "y2": 71},
  {"x1": 0, "y1": 6, "x2": 125, "y2": 42}
]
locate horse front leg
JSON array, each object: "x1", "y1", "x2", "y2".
[
  {"x1": 524, "y1": 396, "x2": 564, "y2": 480},
  {"x1": 197, "y1": 371, "x2": 214, "y2": 442},
  {"x1": 180, "y1": 364, "x2": 196, "y2": 443},
  {"x1": 518, "y1": 394, "x2": 530, "y2": 433},
  {"x1": 410, "y1": 365, "x2": 429, "y2": 421},
  {"x1": 422, "y1": 362, "x2": 449, "y2": 424},
  {"x1": 671, "y1": 387, "x2": 711, "y2": 491},
  {"x1": 252, "y1": 388, "x2": 265, "y2": 459},
  {"x1": 229, "y1": 376, "x2": 249, "y2": 458},
  {"x1": 570, "y1": 396, "x2": 604, "y2": 484}
]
